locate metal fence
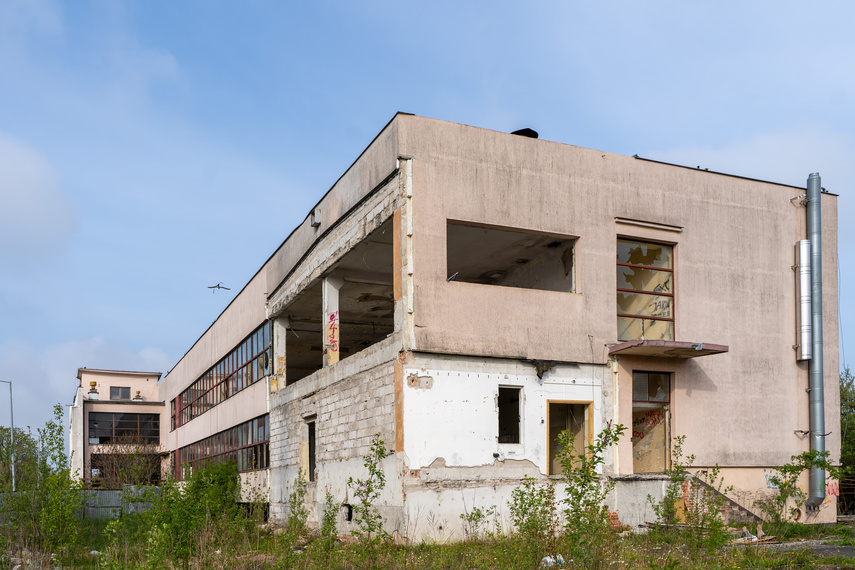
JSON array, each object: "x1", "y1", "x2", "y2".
[{"x1": 81, "y1": 486, "x2": 160, "y2": 519}]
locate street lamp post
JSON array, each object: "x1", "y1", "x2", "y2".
[{"x1": 0, "y1": 381, "x2": 14, "y2": 493}]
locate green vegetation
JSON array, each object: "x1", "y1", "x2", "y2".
[
  {"x1": 0, "y1": 404, "x2": 83, "y2": 565},
  {"x1": 842, "y1": 367, "x2": 855, "y2": 475},
  {"x1": 3, "y1": 411, "x2": 855, "y2": 567},
  {"x1": 754, "y1": 449, "x2": 841, "y2": 525}
]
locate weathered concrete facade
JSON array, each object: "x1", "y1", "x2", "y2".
[
  {"x1": 69, "y1": 368, "x2": 164, "y2": 485},
  {"x1": 113, "y1": 114, "x2": 839, "y2": 535}
]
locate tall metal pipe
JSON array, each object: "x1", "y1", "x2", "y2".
[
  {"x1": 796, "y1": 240, "x2": 812, "y2": 361},
  {"x1": 805, "y1": 172, "x2": 826, "y2": 509}
]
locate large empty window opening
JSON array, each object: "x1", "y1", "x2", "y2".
[
  {"x1": 498, "y1": 387, "x2": 522, "y2": 443},
  {"x1": 617, "y1": 239, "x2": 674, "y2": 341},
  {"x1": 548, "y1": 402, "x2": 590, "y2": 475},
  {"x1": 282, "y1": 219, "x2": 394, "y2": 384},
  {"x1": 631, "y1": 371, "x2": 670, "y2": 473},
  {"x1": 447, "y1": 221, "x2": 575, "y2": 292}
]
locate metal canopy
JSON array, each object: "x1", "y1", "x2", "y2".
[{"x1": 608, "y1": 340, "x2": 728, "y2": 358}]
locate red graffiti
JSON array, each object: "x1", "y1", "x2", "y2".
[
  {"x1": 644, "y1": 410, "x2": 663, "y2": 427},
  {"x1": 632, "y1": 431, "x2": 645, "y2": 440},
  {"x1": 326, "y1": 311, "x2": 339, "y2": 352},
  {"x1": 826, "y1": 481, "x2": 840, "y2": 497}
]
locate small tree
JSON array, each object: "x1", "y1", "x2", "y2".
[
  {"x1": 1, "y1": 404, "x2": 83, "y2": 561},
  {"x1": 649, "y1": 435, "x2": 693, "y2": 525},
  {"x1": 347, "y1": 434, "x2": 390, "y2": 543},
  {"x1": 840, "y1": 368, "x2": 855, "y2": 475},
  {"x1": 557, "y1": 421, "x2": 626, "y2": 566},
  {"x1": 89, "y1": 434, "x2": 164, "y2": 489}
]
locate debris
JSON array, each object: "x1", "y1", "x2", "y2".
[{"x1": 539, "y1": 554, "x2": 565, "y2": 568}]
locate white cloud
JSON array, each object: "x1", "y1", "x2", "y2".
[
  {"x1": 0, "y1": 338, "x2": 173, "y2": 432},
  {"x1": 0, "y1": 133, "x2": 75, "y2": 261}
]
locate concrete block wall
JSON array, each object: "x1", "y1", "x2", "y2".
[{"x1": 268, "y1": 344, "x2": 399, "y2": 524}]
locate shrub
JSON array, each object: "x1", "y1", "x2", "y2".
[
  {"x1": 347, "y1": 434, "x2": 390, "y2": 543},
  {"x1": 460, "y1": 503, "x2": 499, "y2": 541},
  {"x1": 755, "y1": 449, "x2": 841, "y2": 524},
  {"x1": 649, "y1": 435, "x2": 692, "y2": 525},
  {"x1": 0, "y1": 404, "x2": 83, "y2": 562},
  {"x1": 556, "y1": 420, "x2": 626, "y2": 567},
  {"x1": 286, "y1": 471, "x2": 309, "y2": 535},
  {"x1": 508, "y1": 476, "x2": 557, "y2": 544}
]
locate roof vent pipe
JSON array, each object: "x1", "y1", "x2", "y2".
[
  {"x1": 805, "y1": 172, "x2": 826, "y2": 509},
  {"x1": 510, "y1": 128, "x2": 538, "y2": 139}
]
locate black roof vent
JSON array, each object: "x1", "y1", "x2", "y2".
[{"x1": 511, "y1": 128, "x2": 538, "y2": 139}]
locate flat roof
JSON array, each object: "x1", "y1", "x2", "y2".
[{"x1": 77, "y1": 368, "x2": 163, "y2": 380}]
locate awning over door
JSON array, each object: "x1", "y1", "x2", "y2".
[{"x1": 608, "y1": 340, "x2": 728, "y2": 358}]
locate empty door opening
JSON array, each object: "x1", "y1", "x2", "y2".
[{"x1": 548, "y1": 402, "x2": 590, "y2": 475}]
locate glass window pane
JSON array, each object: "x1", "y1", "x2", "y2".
[
  {"x1": 648, "y1": 373, "x2": 669, "y2": 402},
  {"x1": 632, "y1": 372, "x2": 649, "y2": 401},
  {"x1": 617, "y1": 292, "x2": 672, "y2": 319},
  {"x1": 618, "y1": 317, "x2": 674, "y2": 341},
  {"x1": 617, "y1": 266, "x2": 672, "y2": 294},
  {"x1": 617, "y1": 240, "x2": 672, "y2": 268}
]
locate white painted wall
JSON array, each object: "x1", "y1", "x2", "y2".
[{"x1": 403, "y1": 355, "x2": 604, "y2": 474}]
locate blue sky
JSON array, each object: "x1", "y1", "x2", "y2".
[{"x1": 1, "y1": 0, "x2": 853, "y2": 431}]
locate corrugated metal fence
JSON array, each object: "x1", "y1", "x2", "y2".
[{"x1": 81, "y1": 487, "x2": 160, "y2": 519}]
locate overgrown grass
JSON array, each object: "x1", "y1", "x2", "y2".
[
  {"x1": 32, "y1": 508, "x2": 855, "y2": 568},
  {"x1": 7, "y1": 418, "x2": 855, "y2": 568}
]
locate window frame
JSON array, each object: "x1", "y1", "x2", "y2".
[
  {"x1": 616, "y1": 238, "x2": 675, "y2": 341},
  {"x1": 109, "y1": 386, "x2": 131, "y2": 401},
  {"x1": 87, "y1": 412, "x2": 160, "y2": 445},
  {"x1": 176, "y1": 414, "x2": 269, "y2": 480},
  {"x1": 497, "y1": 386, "x2": 523, "y2": 445},
  {"x1": 546, "y1": 400, "x2": 593, "y2": 476},
  {"x1": 631, "y1": 371, "x2": 671, "y2": 405},
  {"x1": 173, "y1": 322, "x2": 271, "y2": 429}
]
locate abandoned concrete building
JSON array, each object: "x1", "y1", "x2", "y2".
[
  {"x1": 70, "y1": 368, "x2": 164, "y2": 487},
  {"x1": 70, "y1": 113, "x2": 840, "y2": 533}
]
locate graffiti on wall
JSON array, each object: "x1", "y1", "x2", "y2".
[
  {"x1": 326, "y1": 311, "x2": 339, "y2": 353},
  {"x1": 763, "y1": 468, "x2": 780, "y2": 490}
]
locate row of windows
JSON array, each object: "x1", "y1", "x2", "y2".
[
  {"x1": 172, "y1": 323, "x2": 271, "y2": 430},
  {"x1": 88, "y1": 412, "x2": 160, "y2": 445},
  {"x1": 176, "y1": 415, "x2": 269, "y2": 480}
]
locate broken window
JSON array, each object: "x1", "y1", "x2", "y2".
[
  {"x1": 447, "y1": 221, "x2": 575, "y2": 292},
  {"x1": 631, "y1": 371, "x2": 670, "y2": 473},
  {"x1": 110, "y1": 387, "x2": 130, "y2": 400},
  {"x1": 498, "y1": 387, "x2": 522, "y2": 443},
  {"x1": 177, "y1": 415, "x2": 270, "y2": 480},
  {"x1": 548, "y1": 402, "x2": 590, "y2": 475},
  {"x1": 617, "y1": 239, "x2": 674, "y2": 341},
  {"x1": 174, "y1": 323, "x2": 272, "y2": 427}
]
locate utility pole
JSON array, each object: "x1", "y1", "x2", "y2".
[{"x1": 0, "y1": 381, "x2": 15, "y2": 493}]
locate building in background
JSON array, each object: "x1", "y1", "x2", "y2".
[
  {"x1": 70, "y1": 114, "x2": 840, "y2": 533},
  {"x1": 69, "y1": 368, "x2": 164, "y2": 487}
]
